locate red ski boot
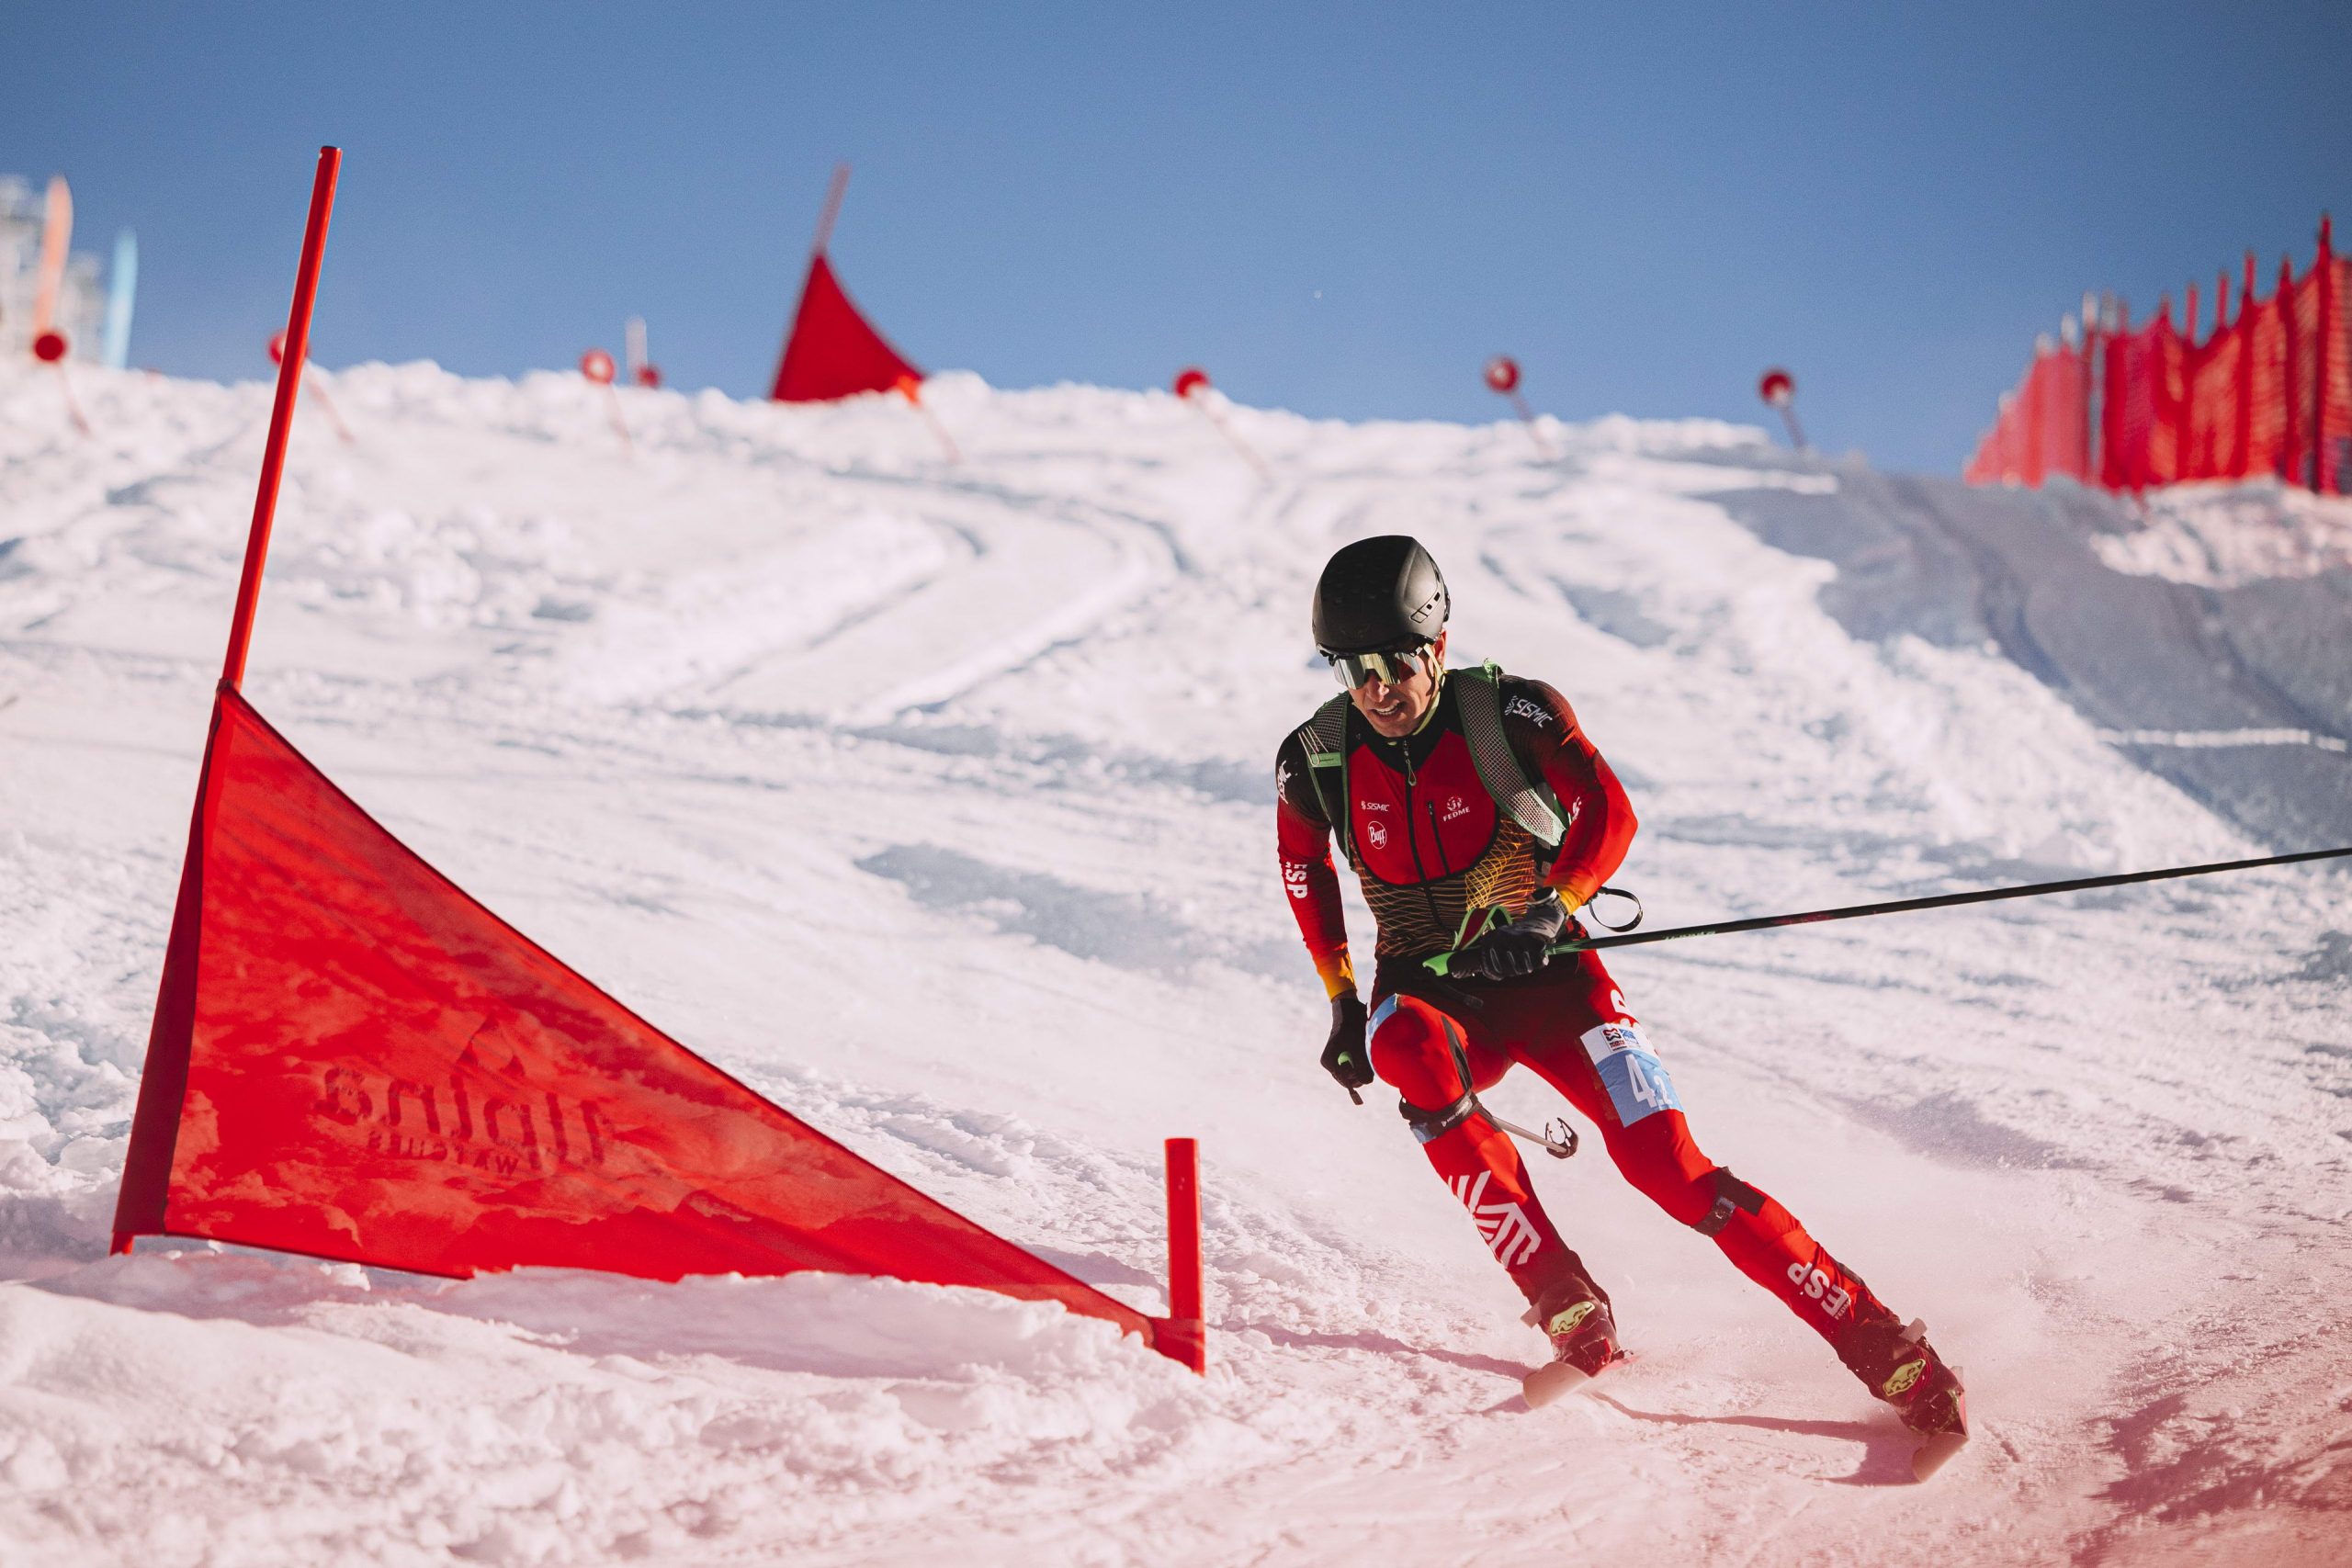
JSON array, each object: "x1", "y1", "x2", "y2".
[
  {"x1": 1521, "y1": 1286, "x2": 1622, "y2": 1409},
  {"x1": 1839, "y1": 1314, "x2": 1969, "y2": 1480}
]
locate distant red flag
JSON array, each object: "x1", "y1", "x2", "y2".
[
  {"x1": 111, "y1": 685, "x2": 1158, "y2": 1344},
  {"x1": 770, "y1": 252, "x2": 922, "y2": 402}
]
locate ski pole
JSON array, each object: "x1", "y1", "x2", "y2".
[{"x1": 1421, "y1": 843, "x2": 2352, "y2": 976}]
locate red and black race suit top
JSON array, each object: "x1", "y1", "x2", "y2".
[{"x1": 1274, "y1": 672, "x2": 1636, "y2": 997}]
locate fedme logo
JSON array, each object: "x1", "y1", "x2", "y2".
[{"x1": 314, "y1": 1064, "x2": 611, "y2": 1178}]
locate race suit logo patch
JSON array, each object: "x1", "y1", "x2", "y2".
[
  {"x1": 1365, "y1": 819, "x2": 1390, "y2": 850},
  {"x1": 1442, "y1": 794, "x2": 1470, "y2": 823},
  {"x1": 1282, "y1": 861, "x2": 1312, "y2": 900},
  {"x1": 1448, "y1": 1170, "x2": 1543, "y2": 1268},
  {"x1": 1505, "y1": 695, "x2": 1553, "y2": 728},
  {"x1": 1579, "y1": 1020, "x2": 1681, "y2": 1127}
]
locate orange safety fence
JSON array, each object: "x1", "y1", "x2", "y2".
[{"x1": 1966, "y1": 217, "x2": 2348, "y2": 496}]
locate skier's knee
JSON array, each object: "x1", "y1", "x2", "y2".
[{"x1": 1690, "y1": 1168, "x2": 1766, "y2": 1237}]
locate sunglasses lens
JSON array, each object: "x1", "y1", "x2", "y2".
[{"x1": 1330, "y1": 647, "x2": 1428, "y2": 687}]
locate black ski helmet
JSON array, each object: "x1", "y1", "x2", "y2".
[{"x1": 1312, "y1": 536, "x2": 1450, "y2": 654}]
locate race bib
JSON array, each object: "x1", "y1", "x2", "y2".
[{"x1": 1580, "y1": 1020, "x2": 1681, "y2": 1127}]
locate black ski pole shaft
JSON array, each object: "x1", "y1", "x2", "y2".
[
  {"x1": 1422, "y1": 844, "x2": 2351, "y2": 975},
  {"x1": 1552, "y1": 843, "x2": 2352, "y2": 956}
]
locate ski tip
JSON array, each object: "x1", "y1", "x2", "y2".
[
  {"x1": 1910, "y1": 1430, "x2": 1969, "y2": 1482},
  {"x1": 1521, "y1": 1361, "x2": 1593, "y2": 1409}
]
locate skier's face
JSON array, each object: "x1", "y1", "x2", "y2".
[{"x1": 1345, "y1": 631, "x2": 1445, "y2": 738}]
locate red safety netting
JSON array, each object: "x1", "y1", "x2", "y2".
[
  {"x1": 1967, "y1": 219, "x2": 2346, "y2": 495},
  {"x1": 768, "y1": 252, "x2": 922, "y2": 403},
  {"x1": 112, "y1": 686, "x2": 1159, "y2": 1348}
]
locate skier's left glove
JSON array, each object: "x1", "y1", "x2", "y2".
[
  {"x1": 1456, "y1": 891, "x2": 1568, "y2": 981},
  {"x1": 1320, "y1": 994, "x2": 1374, "y2": 1089}
]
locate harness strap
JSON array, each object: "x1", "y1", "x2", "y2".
[
  {"x1": 1386, "y1": 1009, "x2": 1481, "y2": 1144},
  {"x1": 1295, "y1": 693, "x2": 1355, "y2": 864},
  {"x1": 1453, "y1": 663, "x2": 1566, "y2": 850},
  {"x1": 1692, "y1": 1167, "x2": 1767, "y2": 1236}
]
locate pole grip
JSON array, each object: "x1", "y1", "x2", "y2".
[
  {"x1": 1161, "y1": 1136, "x2": 1205, "y2": 1372},
  {"x1": 221, "y1": 146, "x2": 340, "y2": 691}
]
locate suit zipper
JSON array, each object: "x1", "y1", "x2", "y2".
[{"x1": 1399, "y1": 742, "x2": 1447, "y2": 933}]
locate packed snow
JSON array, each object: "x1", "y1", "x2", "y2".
[{"x1": 1, "y1": 359, "x2": 2346, "y2": 1565}]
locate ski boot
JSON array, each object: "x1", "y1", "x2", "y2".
[
  {"x1": 1838, "y1": 1314, "x2": 1969, "y2": 1480},
  {"x1": 1520, "y1": 1281, "x2": 1621, "y2": 1409}
]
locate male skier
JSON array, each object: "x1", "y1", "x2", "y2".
[{"x1": 1273, "y1": 535, "x2": 1967, "y2": 1472}]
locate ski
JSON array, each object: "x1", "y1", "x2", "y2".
[
  {"x1": 1521, "y1": 1359, "x2": 1598, "y2": 1409},
  {"x1": 1911, "y1": 1427, "x2": 1969, "y2": 1482}
]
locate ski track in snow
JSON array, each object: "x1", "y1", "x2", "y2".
[{"x1": 1, "y1": 360, "x2": 2347, "y2": 1566}]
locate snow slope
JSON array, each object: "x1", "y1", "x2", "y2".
[{"x1": 1, "y1": 360, "x2": 2346, "y2": 1566}]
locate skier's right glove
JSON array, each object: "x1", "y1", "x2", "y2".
[
  {"x1": 1320, "y1": 994, "x2": 1374, "y2": 1089},
  {"x1": 1455, "y1": 891, "x2": 1568, "y2": 982}
]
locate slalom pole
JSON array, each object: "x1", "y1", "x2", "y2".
[
  {"x1": 1159, "y1": 1138, "x2": 1206, "y2": 1372},
  {"x1": 1422, "y1": 844, "x2": 2352, "y2": 976},
  {"x1": 222, "y1": 146, "x2": 340, "y2": 693}
]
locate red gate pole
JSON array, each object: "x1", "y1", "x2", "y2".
[
  {"x1": 1161, "y1": 1137, "x2": 1205, "y2": 1372},
  {"x1": 221, "y1": 146, "x2": 340, "y2": 692},
  {"x1": 2315, "y1": 214, "x2": 2335, "y2": 494}
]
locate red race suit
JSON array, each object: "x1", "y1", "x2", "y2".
[{"x1": 1274, "y1": 669, "x2": 1902, "y2": 1348}]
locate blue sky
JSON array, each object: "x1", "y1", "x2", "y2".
[{"x1": 9, "y1": 3, "x2": 2346, "y2": 473}]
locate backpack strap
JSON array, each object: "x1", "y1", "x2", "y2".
[
  {"x1": 1295, "y1": 693, "x2": 1357, "y2": 864},
  {"x1": 1453, "y1": 662, "x2": 1566, "y2": 850}
]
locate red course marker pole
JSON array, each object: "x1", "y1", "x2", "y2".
[
  {"x1": 1161, "y1": 1136, "x2": 1206, "y2": 1372},
  {"x1": 581, "y1": 348, "x2": 632, "y2": 454},
  {"x1": 1758, "y1": 367, "x2": 1807, "y2": 451},
  {"x1": 31, "y1": 330, "x2": 91, "y2": 436},
  {"x1": 1483, "y1": 355, "x2": 1552, "y2": 457},
  {"x1": 268, "y1": 330, "x2": 356, "y2": 444},
  {"x1": 1172, "y1": 367, "x2": 1272, "y2": 480},
  {"x1": 895, "y1": 373, "x2": 961, "y2": 463},
  {"x1": 222, "y1": 146, "x2": 340, "y2": 694}
]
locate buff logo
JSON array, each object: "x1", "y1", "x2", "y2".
[
  {"x1": 1366, "y1": 820, "x2": 1391, "y2": 850},
  {"x1": 1505, "y1": 696, "x2": 1552, "y2": 728}
]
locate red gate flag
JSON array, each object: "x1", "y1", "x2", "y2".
[
  {"x1": 112, "y1": 686, "x2": 1159, "y2": 1345},
  {"x1": 769, "y1": 252, "x2": 922, "y2": 402},
  {"x1": 767, "y1": 167, "x2": 922, "y2": 403},
  {"x1": 110, "y1": 147, "x2": 1194, "y2": 1371}
]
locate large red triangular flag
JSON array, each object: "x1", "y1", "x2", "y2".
[
  {"x1": 112, "y1": 685, "x2": 1157, "y2": 1345},
  {"x1": 768, "y1": 252, "x2": 922, "y2": 403}
]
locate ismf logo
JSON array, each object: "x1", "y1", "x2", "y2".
[
  {"x1": 1366, "y1": 820, "x2": 1391, "y2": 850},
  {"x1": 1449, "y1": 1170, "x2": 1544, "y2": 1268}
]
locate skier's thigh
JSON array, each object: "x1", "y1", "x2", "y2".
[{"x1": 1365, "y1": 992, "x2": 1505, "y2": 1106}]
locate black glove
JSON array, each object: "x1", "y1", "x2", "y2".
[
  {"x1": 1457, "y1": 892, "x2": 1568, "y2": 981},
  {"x1": 1320, "y1": 994, "x2": 1374, "y2": 1089}
]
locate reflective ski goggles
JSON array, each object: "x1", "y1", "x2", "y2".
[{"x1": 1326, "y1": 643, "x2": 1437, "y2": 689}]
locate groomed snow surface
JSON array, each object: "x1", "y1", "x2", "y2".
[{"x1": 2, "y1": 362, "x2": 2346, "y2": 1566}]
